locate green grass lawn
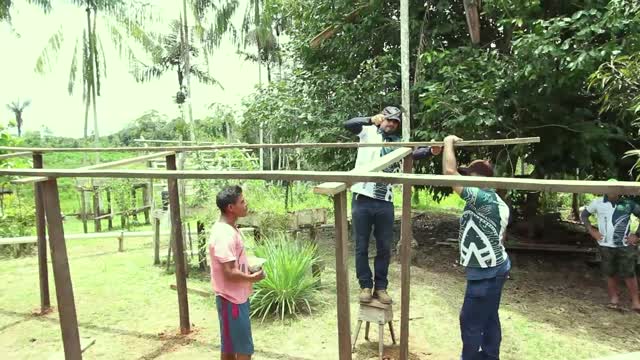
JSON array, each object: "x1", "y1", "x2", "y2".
[{"x1": 1, "y1": 217, "x2": 638, "y2": 360}]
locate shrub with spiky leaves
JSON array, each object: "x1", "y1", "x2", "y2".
[{"x1": 250, "y1": 235, "x2": 320, "y2": 322}]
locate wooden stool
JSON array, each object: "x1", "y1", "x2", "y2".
[{"x1": 352, "y1": 299, "x2": 396, "y2": 360}]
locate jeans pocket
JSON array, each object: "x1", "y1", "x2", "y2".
[{"x1": 466, "y1": 279, "x2": 490, "y2": 298}]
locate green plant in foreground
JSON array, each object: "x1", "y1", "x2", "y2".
[{"x1": 250, "y1": 235, "x2": 320, "y2": 322}]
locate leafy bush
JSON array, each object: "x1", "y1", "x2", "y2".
[
  {"x1": 0, "y1": 194, "x2": 36, "y2": 258},
  {"x1": 250, "y1": 235, "x2": 320, "y2": 322}
]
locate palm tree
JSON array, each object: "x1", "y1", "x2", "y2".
[
  {"x1": 131, "y1": 19, "x2": 221, "y2": 103},
  {"x1": 6, "y1": 99, "x2": 31, "y2": 137},
  {"x1": 1, "y1": 0, "x2": 52, "y2": 23},
  {"x1": 34, "y1": 0, "x2": 157, "y2": 157}
]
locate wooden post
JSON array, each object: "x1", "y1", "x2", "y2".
[
  {"x1": 93, "y1": 187, "x2": 101, "y2": 232},
  {"x1": 131, "y1": 188, "x2": 139, "y2": 222},
  {"x1": 400, "y1": 0, "x2": 411, "y2": 142},
  {"x1": 197, "y1": 221, "x2": 206, "y2": 270},
  {"x1": 33, "y1": 153, "x2": 50, "y2": 313},
  {"x1": 463, "y1": 0, "x2": 481, "y2": 45},
  {"x1": 166, "y1": 154, "x2": 191, "y2": 334},
  {"x1": 310, "y1": 225, "x2": 321, "y2": 284},
  {"x1": 153, "y1": 216, "x2": 161, "y2": 265},
  {"x1": 80, "y1": 188, "x2": 88, "y2": 234},
  {"x1": 400, "y1": 155, "x2": 413, "y2": 360},
  {"x1": 118, "y1": 231, "x2": 124, "y2": 252},
  {"x1": 187, "y1": 222, "x2": 194, "y2": 260},
  {"x1": 142, "y1": 184, "x2": 151, "y2": 225},
  {"x1": 42, "y1": 179, "x2": 82, "y2": 359},
  {"x1": 333, "y1": 191, "x2": 352, "y2": 360},
  {"x1": 106, "y1": 189, "x2": 113, "y2": 231}
]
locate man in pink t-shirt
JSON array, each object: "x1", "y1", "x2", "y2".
[{"x1": 209, "y1": 185, "x2": 264, "y2": 360}]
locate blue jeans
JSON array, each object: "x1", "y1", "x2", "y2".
[
  {"x1": 460, "y1": 274, "x2": 508, "y2": 360},
  {"x1": 352, "y1": 194, "x2": 394, "y2": 290}
]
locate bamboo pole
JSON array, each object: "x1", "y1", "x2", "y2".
[{"x1": 33, "y1": 153, "x2": 50, "y2": 313}]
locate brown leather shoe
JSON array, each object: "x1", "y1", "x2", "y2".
[
  {"x1": 374, "y1": 289, "x2": 392, "y2": 304},
  {"x1": 359, "y1": 288, "x2": 372, "y2": 303}
]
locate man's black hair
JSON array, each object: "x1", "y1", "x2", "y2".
[{"x1": 216, "y1": 185, "x2": 243, "y2": 213}]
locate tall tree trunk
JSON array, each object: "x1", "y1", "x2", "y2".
[
  {"x1": 86, "y1": 6, "x2": 99, "y2": 164},
  {"x1": 413, "y1": 5, "x2": 430, "y2": 87},
  {"x1": 181, "y1": 0, "x2": 196, "y2": 143}
]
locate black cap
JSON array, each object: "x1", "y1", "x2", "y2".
[{"x1": 382, "y1": 106, "x2": 402, "y2": 123}]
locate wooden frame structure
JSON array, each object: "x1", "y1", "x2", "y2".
[{"x1": 5, "y1": 137, "x2": 640, "y2": 360}]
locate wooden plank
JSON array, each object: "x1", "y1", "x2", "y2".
[
  {"x1": 5, "y1": 168, "x2": 640, "y2": 195},
  {"x1": 333, "y1": 191, "x2": 352, "y2": 360},
  {"x1": 0, "y1": 151, "x2": 32, "y2": 160},
  {"x1": 166, "y1": 154, "x2": 190, "y2": 335},
  {"x1": 33, "y1": 153, "x2": 50, "y2": 313},
  {"x1": 0, "y1": 229, "x2": 190, "y2": 245},
  {"x1": 42, "y1": 179, "x2": 82, "y2": 359},
  {"x1": 0, "y1": 137, "x2": 540, "y2": 153},
  {"x1": 12, "y1": 150, "x2": 176, "y2": 184},
  {"x1": 313, "y1": 147, "x2": 413, "y2": 196},
  {"x1": 399, "y1": 155, "x2": 413, "y2": 360}
]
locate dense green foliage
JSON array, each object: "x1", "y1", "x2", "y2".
[{"x1": 241, "y1": 0, "x2": 640, "y2": 182}]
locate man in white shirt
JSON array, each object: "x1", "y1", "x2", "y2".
[
  {"x1": 581, "y1": 183, "x2": 640, "y2": 312},
  {"x1": 344, "y1": 106, "x2": 441, "y2": 303}
]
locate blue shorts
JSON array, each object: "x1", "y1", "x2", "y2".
[{"x1": 216, "y1": 296, "x2": 254, "y2": 355}]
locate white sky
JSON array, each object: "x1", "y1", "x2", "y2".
[{"x1": 0, "y1": 0, "x2": 259, "y2": 137}]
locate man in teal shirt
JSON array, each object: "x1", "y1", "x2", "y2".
[
  {"x1": 581, "y1": 183, "x2": 640, "y2": 312},
  {"x1": 443, "y1": 135, "x2": 511, "y2": 360}
]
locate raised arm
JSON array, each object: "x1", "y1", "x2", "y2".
[
  {"x1": 344, "y1": 116, "x2": 373, "y2": 135},
  {"x1": 442, "y1": 135, "x2": 463, "y2": 194}
]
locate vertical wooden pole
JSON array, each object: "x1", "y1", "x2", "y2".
[
  {"x1": 33, "y1": 153, "x2": 50, "y2": 313},
  {"x1": 333, "y1": 191, "x2": 352, "y2": 360},
  {"x1": 106, "y1": 189, "x2": 113, "y2": 231},
  {"x1": 197, "y1": 221, "x2": 206, "y2": 270},
  {"x1": 166, "y1": 154, "x2": 191, "y2": 334},
  {"x1": 463, "y1": 0, "x2": 481, "y2": 45},
  {"x1": 42, "y1": 179, "x2": 82, "y2": 359},
  {"x1": 400, "y1": 155, "x2": 413, "y2": 360},
  {"x1": 143, "y1": 184, "x2": 151, "y2": 225},
  {"x1": 118, "y1": 231, "x2": 124, "y2": 252},
  {"x1": 400, "y1": 0, "x2": 411, "y2": 142},
  {"x1": 153, "y1": 216, "x2": 161, "y2": 265},
  {"x1": 93, "y1": 187, "x2": 101, "y2": 232},
  {"x1": 131, "y1": 188, "x2": 139, "y2": 222},
  {"x1": 80, "y1": 188, "x2": 88, "y2": 234}
]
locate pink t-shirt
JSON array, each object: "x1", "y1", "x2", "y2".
[{"x1": 209, "y1": 221, "x2": 252, "y2": 304}]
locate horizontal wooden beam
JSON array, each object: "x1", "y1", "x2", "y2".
[
  {"x1": 0, "y1": 229, "x2": 192, "y2": 245},
  {"x1": 12, "y1": 151, "x2": 175, "y2": 184},
  {"x1": 2, "y1": 168, "x2": 640, "y2": 195},
  {"x1": 0, "y1": 151, "x2": 32, "y2": 160},
  {"x1": 0, "y1": 137, "x2": 540, "y2": 153},
  {"x1": 313, "y1": 147, "x2": 413, "y2": 196}
]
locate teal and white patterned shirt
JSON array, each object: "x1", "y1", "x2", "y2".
[
  {"x1": 584, "y1": 196, "x2": 640, "y2": 248},
  {"x1": 458, "y1": 187, "x2": 510, "y2": 268}
]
